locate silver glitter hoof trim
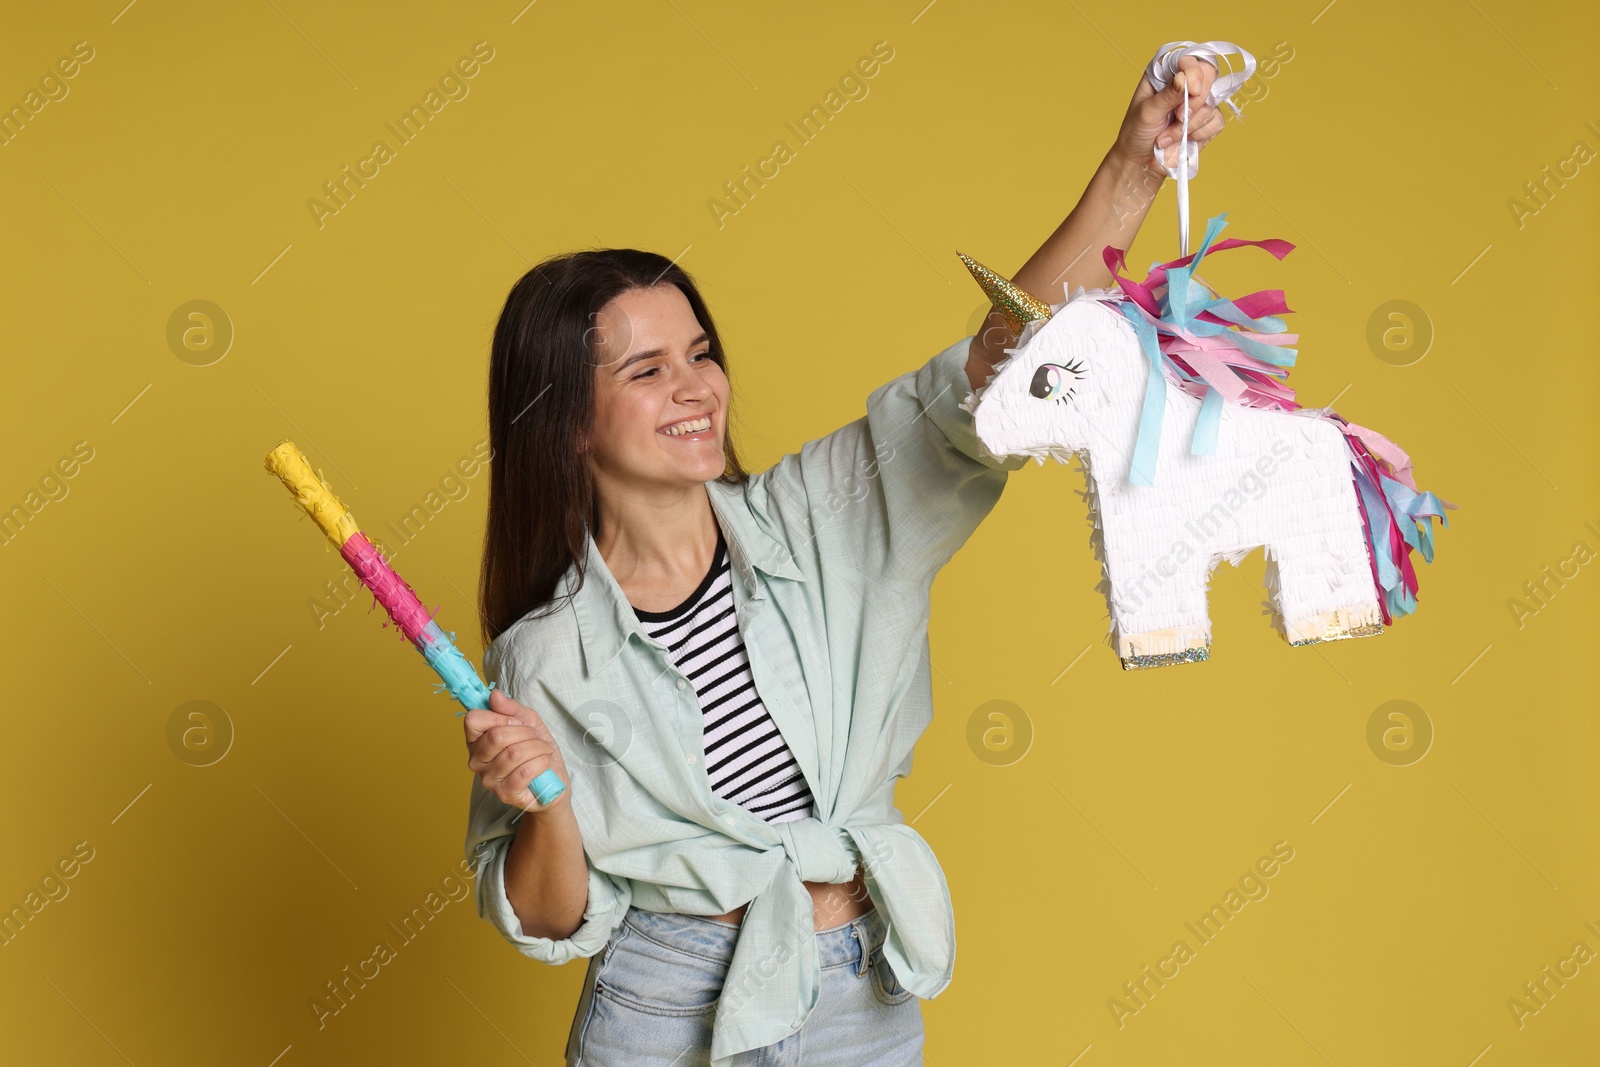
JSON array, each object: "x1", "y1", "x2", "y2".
[{"x1": 1120, "y1": 646, "x2": 1210, "y2": 671}]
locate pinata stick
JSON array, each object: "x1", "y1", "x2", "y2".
[{"x1": 265, "y1": 440, "x2": 565, "y2": 807}]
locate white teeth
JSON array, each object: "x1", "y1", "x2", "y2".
[{"x1": 661, "y1": 416, "x2": 712, "y2": 436}]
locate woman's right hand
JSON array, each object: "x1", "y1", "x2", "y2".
[{"x1": 464, "y1": 688, "x2": 573, "y2": 814}]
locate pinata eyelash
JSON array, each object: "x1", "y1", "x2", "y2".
[{"x1": 1029, "y1": 361, "x2": 1087, "y2": 403}]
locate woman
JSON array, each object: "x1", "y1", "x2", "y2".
[{"x1": 464, "y1": 53, "x2": 1225, "y2": 1067}]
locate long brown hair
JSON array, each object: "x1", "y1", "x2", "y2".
[{"x1": 479, "y1": 248, "x2": 749, "y2": 646}]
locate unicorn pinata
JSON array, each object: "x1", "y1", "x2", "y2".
[{"x1": 958, "y1": 214, "x2": 1455, "y2": 670}]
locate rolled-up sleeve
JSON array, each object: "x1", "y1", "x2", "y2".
[
  {"x1": 909, "y1": 334, "x2": 1030, "y2": 475},
  {"x1": 753, "y1": 335, "x2": 1027, "y2": 587},
  {"x1": 465, "y1": 632, "x2": 632, "y2": 964},
  {"x1": 466, "y1": 792, "x2": 632, "y2": 964}
]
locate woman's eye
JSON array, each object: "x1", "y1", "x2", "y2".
[{"x1": 632, "y1": 352, "x2": 709, "y2": 380}]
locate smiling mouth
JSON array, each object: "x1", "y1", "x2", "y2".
[{"x1": 658, "y1": 415, "x2": 714, "y2": 438}]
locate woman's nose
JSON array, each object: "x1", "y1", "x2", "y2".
[{"x1": 668, "y1": 364, "x2": 711, "y2": 399}]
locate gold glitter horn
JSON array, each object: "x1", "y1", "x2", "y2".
[{"x1": 957, "y1": 252, "x2": 1053, "y2": 337}]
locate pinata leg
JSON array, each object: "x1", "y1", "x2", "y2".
[
  {"x1": 1282, "y1": 606, "x2": 1385, "y2": 647},
  {"x1": 1262, "y1": 541, "x2": 1385, "y2": 648},
  {"x1": 1117, "y1": 625, "x2": 1211, "y2": 670},
  {"x1": 1111, "y1": 557, "x2": 1213, "y2": 670}
]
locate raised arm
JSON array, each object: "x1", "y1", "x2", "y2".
[
  {"x1": 965, "y1": 55, "x2": 1224, "y2": 392},
  {"x1": 747, "y1": 55, "x2": 1231, "y2": 591}
]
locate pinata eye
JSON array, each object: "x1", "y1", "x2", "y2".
[{"x1": 1030, "y1": 361, "x2": 1085, "y2": 402}]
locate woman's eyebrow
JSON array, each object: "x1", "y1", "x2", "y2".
[{"x1": 613, "y1": 331, "x2": 710, "y2": 374}]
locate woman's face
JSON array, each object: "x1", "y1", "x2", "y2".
[{"x1": 587, "y1": 284, "x2": 730, "y2": 493}]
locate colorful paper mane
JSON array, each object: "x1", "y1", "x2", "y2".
[{"x1": 960, "y1": 214, "x2": 1455, "y2": 669}]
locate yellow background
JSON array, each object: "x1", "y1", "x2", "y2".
[{"x1": 3, "y1": 1, "x2": 1597, "y2": 1063}]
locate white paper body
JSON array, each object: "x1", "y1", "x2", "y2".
[{"x1": 964, "y1": 294, "x2": 1382, "y2": 669}]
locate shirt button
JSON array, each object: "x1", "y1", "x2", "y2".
[
  {"x1": 685, "y1": 753, "x2": 696, "y2": 764},
  {"x1": 676, "y1": 679, "x2": 686, "y2": 691},
  {"x1": 723, "y1": 815, "x2": 735, "y2": 826}
]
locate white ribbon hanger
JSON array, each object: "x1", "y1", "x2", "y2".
[{"x1": 1142, "y1": 41, "x2": 1256, "y2": 256}]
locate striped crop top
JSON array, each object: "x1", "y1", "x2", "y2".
[{"x1": 631, "y1": 526, "x2": 815, "y2": 825}]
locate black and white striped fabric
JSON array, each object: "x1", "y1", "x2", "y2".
[{"x1": 633, "y1": 527, "x2": 815, "y2": 825}]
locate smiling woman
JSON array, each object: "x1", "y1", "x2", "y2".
[
  {"x1": 476, "y1": 250, "x2": 751, "y2": 644},
  {"x1": 587, "y1": 288, "x2": 732, "y2": 519},
  {"x1": 462, "y1": 41, "x2": 1236, "y2": 1067}
]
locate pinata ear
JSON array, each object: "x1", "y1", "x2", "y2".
[{"x1": 957, "y1": 251, "x2": 1053, "y2": 337}]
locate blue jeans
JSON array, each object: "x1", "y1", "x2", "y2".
[{"x1": 565, "y1": 904, "x2": 924, "y2": 1065}]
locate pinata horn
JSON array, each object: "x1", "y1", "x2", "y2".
[{"x1": 957, "y1": 251, "x2": 1053, "y2": 337}]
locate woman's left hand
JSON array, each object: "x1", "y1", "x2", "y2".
[{"x1": 1112, "y1": 54, "x2": 1224, "y2": 182}]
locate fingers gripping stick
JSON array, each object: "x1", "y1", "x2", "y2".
[
  {"x1": 1143, "y1": 40, "x2": 1257, "y2": 256},
  {"x1": 264, "y1": 440, "x2": 566, "y2": 807}
]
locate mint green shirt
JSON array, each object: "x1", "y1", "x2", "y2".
[{"x1": 465, "y1": 334, "x2": 1024, "y2": 1065}]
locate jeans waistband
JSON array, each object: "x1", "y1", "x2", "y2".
[{"x1": 621, "y1": 903, "x2": 886, "y2": 971}]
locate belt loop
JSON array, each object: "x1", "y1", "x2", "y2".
[{"x1": 850, "y1": 920, "x2": 868, "y2": 977}]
